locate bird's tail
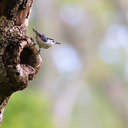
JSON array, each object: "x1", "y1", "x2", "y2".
[{"x1": 33, "y1": 28, "x2": 40, "y2": 35}]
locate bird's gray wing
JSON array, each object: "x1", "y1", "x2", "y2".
[{"x1": 40, "y1": 34, "x2": 48, "y2": 42}]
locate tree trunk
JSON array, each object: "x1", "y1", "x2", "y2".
[{"x1": 0, "y1": 0, "x2": 42, "y2": 123}]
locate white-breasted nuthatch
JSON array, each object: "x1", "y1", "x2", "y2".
[{"x1": 33, "y1": 28, "x2": 61, "y2": 52}]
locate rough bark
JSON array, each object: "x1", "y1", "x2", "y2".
[{"x1": 0, "y1": 0, "x2": 42, "y2": 123}]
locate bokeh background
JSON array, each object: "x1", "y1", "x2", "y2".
[{"x1": 1, "y1": 0, "x2": 128, "y2": 128}]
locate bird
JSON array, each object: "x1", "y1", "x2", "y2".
[{"x1": 33, "y1": 28, "x2": 61, "y2": 52}]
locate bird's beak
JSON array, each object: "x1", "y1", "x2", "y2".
[{"x1": 56, "y1": 42, "x2": 61, "y2": 44}]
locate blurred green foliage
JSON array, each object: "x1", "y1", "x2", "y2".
[
  {"x1": 71, "y1": 87, "x2": 124, "y2": 128},
  {"x1": 1, "y1": 90, "x2": 53, "y2": 128}
]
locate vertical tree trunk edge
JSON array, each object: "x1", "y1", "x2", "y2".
[{"x1": 0, "y1": 0, "x2": 42, "y2": 124}]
